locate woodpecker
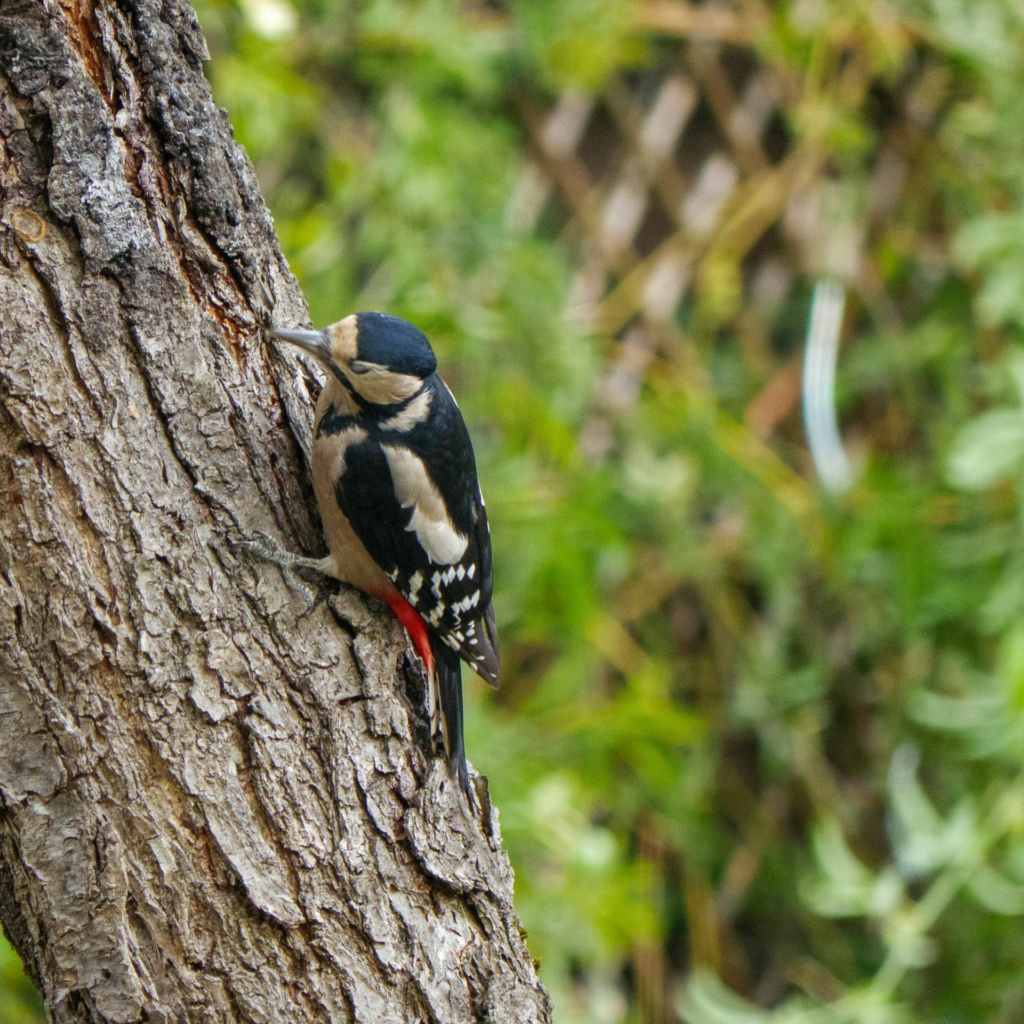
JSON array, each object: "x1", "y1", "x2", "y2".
[{"x1": 268, "y1": 312, "x2": 499, "y2": 797}]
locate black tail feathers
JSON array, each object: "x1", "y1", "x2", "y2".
[{"x1": 429, "y1": 633, "x2": 471, "y2": 798}]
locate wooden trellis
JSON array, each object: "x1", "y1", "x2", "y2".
[{"x1": 513, "y1": 4, "x2": 946, "y2": 454}]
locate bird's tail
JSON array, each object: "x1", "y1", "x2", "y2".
[{"x1": 429, "y1": 632, "x2": 470, "y2": 797}]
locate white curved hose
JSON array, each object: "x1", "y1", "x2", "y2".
[{"x1": 803, "y1": 279, "x2": 854, "y2": 493}]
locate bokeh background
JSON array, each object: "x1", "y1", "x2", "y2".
[{"x1": 8, "y1": 1, "x2": 1024, "y2": 1021}]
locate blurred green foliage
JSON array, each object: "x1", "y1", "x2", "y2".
[
  {"x1": 0, "y1": 940, "x2": 43, "y2": 1024},
  {"x1": 10, "y1": 0, "x2": 1024, "y2": 1021}
]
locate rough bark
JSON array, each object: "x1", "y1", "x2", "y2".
[{"x1": 0, "y1": 2, "x2": 549, "y2": 1021}]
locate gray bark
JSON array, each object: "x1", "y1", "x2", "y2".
[{"x1": 0, "y1": 1, "x2": 549, "y2": 1021}]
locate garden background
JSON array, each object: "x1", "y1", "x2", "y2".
[{"x1": 6, "y1": 1, "x2": 1024, "y2": 1021}]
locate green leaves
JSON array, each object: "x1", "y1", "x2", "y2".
[
  {"x1": 802, "y1": 818, "x2": 904, "y2": 919},
  {"x1": 511, "y1": 0, "x2": 638, "y2": 90},
  {"x1": 947, "y1": 351, "x2": 1024, "y2": 489},
  {"x1": 947, "y1": 408, "x2": 1024, "y2": 489}
]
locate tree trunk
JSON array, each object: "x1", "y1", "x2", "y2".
[{"x1": 0, "y1": 2, "x2": 549, "y2": 1021}]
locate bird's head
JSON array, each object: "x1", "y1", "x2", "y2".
[{"x1": 271, "y1": 312, "x2": 437, "y2": 406}]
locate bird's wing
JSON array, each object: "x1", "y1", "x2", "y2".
[{"x1": 334, "y1": 429, "x2": 499, "y2": 686}]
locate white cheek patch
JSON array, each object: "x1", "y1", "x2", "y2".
[
  {"x1": 351, "y1": 366, "x2": 423, "y2": 405},
  {"x1": 383, "y1": 445, "x2": 469, "y2": 565}
]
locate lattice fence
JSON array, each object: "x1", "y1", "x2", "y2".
[{"x1": 512, "y1": 4, "x2": 947, "y2": 466}]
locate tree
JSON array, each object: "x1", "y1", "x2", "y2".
[{"x1": 0, "y1": 1, "x2": 548, "y2": 1020}]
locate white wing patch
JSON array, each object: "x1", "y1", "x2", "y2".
[{"x1": 383, "y1": 444, "x2": 469, "y2": 565}]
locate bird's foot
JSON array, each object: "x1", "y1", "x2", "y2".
[{"x1": 233, "y1": 531, "x2": 334, "y2": 605}]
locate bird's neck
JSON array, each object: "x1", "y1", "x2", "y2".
[{"x1": 315, "y1": 371, "x2": 436, "y2": 435}]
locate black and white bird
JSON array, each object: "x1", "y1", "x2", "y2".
[{"x1": 269, "y1": 312, "x2": 499, "y2": 796}]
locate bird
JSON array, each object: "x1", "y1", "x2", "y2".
[{"x1": 266, "y1": 311, "x2": 499, "y2": 798}]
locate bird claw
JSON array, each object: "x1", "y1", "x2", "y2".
[{"x1": 232, "y1": 530, "x2": 333, "y2": 606}]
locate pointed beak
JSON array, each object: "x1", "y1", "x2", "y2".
[{"x1": 270, "y1": 327, "x2": 332, "y2": 363}]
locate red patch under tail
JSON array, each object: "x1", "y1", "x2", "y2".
[{"x1": 378, "y1": 590, "x2": 434, "y2": 677}]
